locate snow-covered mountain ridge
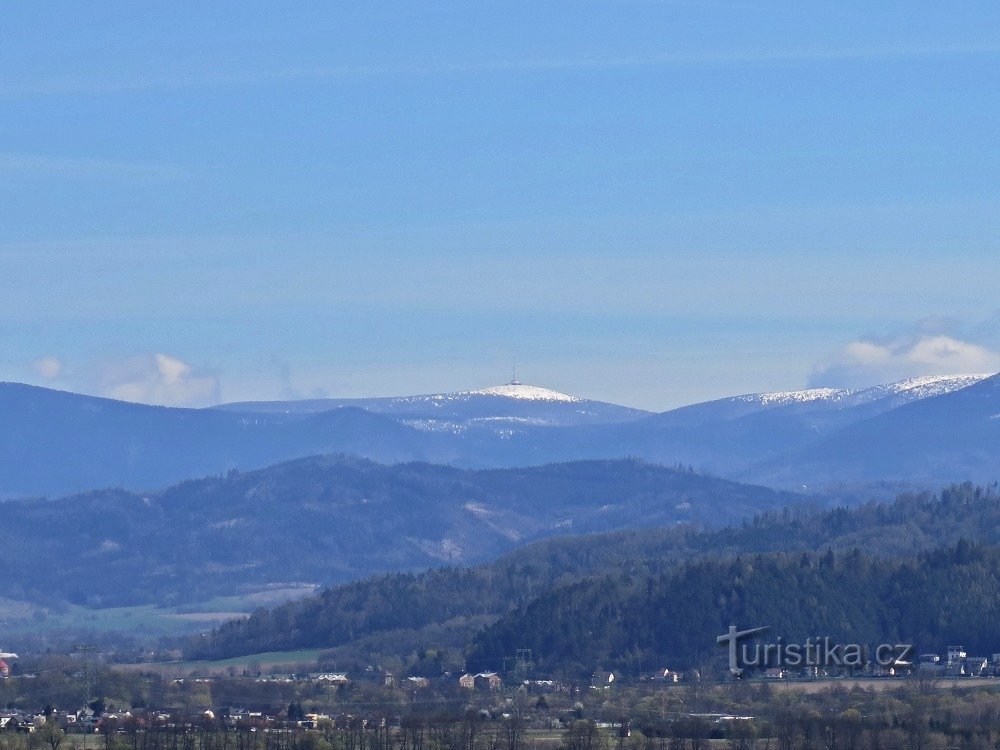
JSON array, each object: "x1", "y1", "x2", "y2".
[
  {"x1": 460, "y1": 383, "x2": 579, "y2": 402},
  {"x1": 218, "y1": 373, "x2": 993, "y2": 417},
  {"x1": 734, "y1": 374, "x2": 992, "y2": 408},
  {"x1": 214, "y1": 380, "x2": 642, "y2": 430},
  {"x1": 1, "y1": 372, "x2": 998, "y2": 497}
]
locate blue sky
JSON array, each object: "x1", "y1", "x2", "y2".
[{"x1": 2, "y1": 1, "x2": 999, "y2": 409}]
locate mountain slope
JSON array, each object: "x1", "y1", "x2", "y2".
[
  {"x1": 0, "y1": 383, "x2": 453, "y2": 497},
  {"x1": 465, "y1": 374, "x2": 995, "y2": 478},
  {"x1": 0, "y1": 455, "x2": 803, "y2": 608},
  {"x1": 215, "y1": 383, "x2": 650, "y2": 428},
  {"x1": 749, "y1": 373, "x2": 1000, "y2": 485},
  {"x1": 187, "y1": 482, "x2": 1000, "y2": 664},
  {"x1": 467, "y1": 541, "x2": 1000, "y2": 676},
  {"x1": 0, "y1": 373, "x2": 995, "y2": 498},
  {"x1": 0, "y1": 381, "x2": 647, "y2": 497}
]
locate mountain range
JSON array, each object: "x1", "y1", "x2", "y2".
[
  {"x1": 216, "y1": 382, "x2": 649, "y2": 426},
  {"x1": 0, "y1": 456, "x2": 801, "y2": 610},
  {"x1": 0, "y1": 372, "x2": 996, "y2": 498}
]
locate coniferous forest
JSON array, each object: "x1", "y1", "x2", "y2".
[{"x1": 188, "y1": 484, "x2": 1000, "y2": 677}]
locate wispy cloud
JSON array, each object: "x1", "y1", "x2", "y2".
[
  {"x1": 3, "y1": 43, "x2": 999, "y2": 98},
  {"x1": 99, "y1": 353, "x2": 220, "y2": 407},
  {"x1": 0, "y1": 152, "x2": 186, "y2": 182},
  {"x1": 811, "y1": 326, "x2": 1000, "y2": 389},
  {"x1": 31, "y1": 356, "x2": 63, "y2": 379}
]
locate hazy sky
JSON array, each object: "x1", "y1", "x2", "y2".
[{"x1": 2, "y1": 2, "x2": 1000, "y2": 410}]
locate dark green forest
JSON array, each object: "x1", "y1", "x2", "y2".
[
  {"x1": 468, "y1": 540, "x2": 1000, "y2": 676},
  {"x1": 189, "y1": 483, "x2": 1000, "y2": 673}
]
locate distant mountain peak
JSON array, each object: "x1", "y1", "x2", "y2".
[
  {"x1": 460, "y1": 383, "x2": 580, "y2": 402},
  {"x1": 733, "y1": 373, "x2": 993, "y2": 409}
]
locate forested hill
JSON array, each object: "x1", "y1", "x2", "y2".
[
  {"x1": 187, "y1": 483, "x2": 1000, "y2": 663},
  {"x1": 0, "y1": 455, "x2": 801, "y2": 608},
  {"x1": 467, "y1": 541, "x2": 1000, "y2": 677}
]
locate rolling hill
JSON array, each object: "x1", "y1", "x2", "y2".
[
  {"x1": 0, "y1": 455, "x2": 803, "y2": 609},
  {"x1": 0, "y1": 382, "x2": 462, "y2": 497},
  {"x1": 467, "y1": 540, "x2": 1000, "y2": 676},
  {"x1": 186, "y1": 482, "x2": 1000, "y2": 667}
]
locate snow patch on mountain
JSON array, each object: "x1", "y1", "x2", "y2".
[
  {"x1": 734, "y1": 388, "x2": 848, "y2": 406},
  {"x1": 856, "y1": 374, "x2": 992, "y2": 402},
  {"x1": 734, "y1": 374, "x2": 992, "y2": 409},
  {"x1": 400, "y1": 419, "x2": 467, "y2": 434},
  {"x1": 461, "y1": 384, "x2": 580, "y2": 402},
  {"x1": 402, "y1": 414, "x2": 551, "y2": 433},
  {"x1": 469, "y1": 415, "x2": 550, "y2": 425}
]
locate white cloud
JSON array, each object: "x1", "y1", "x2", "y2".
[
  {"x1": 812, "y1": 334, "x2": 1000, "y2": 388},
  {"x1": 100, "y1": 353, "x2": 220, "y2": 407},
  {"x1": 31, "y1": 356, "x2": 63, "y2": 379}
]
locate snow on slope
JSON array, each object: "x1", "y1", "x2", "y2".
[
  {"x1": 461, "y1": 383, "x2": 580, "y2": 402},
  {"x1": 733, "y1": 374, "x2": 993, "y2": 408},
  {"x1": 855, "y1": 374, "x2": 993, "y2": 402},
  {"x1": 735, "y1": 388, "x2": 845, "y2": 406}
]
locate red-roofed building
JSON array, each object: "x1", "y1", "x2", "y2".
[{"x1": 0, "y1": 660, "x2": 9, "y2": 678}]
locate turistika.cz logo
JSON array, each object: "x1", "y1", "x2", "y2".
[{"x1": 716, "y1": 626, "x2": 913, "y2": 676}]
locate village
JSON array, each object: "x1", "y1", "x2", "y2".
[{"x1": 3, "y1": 643, "x2": 1000, "y2": 739}]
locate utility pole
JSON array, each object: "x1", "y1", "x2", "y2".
[
  {"x1": 72, "y1": 644, "x2": 98, "y2": 705},
  {"x1": 504, "y1": 649, "x2": 533, "y2": 682}
]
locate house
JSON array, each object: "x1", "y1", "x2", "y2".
[
  {"x1": 763, "y1": 668, "x2": 786, "y2": 679},
  {"x1": 0, "y1": 660, "x2": 9, "y2": 678},
  {"x1": 304, "y1": 713, "x2": 331, "y2": 729},
  {"x1": 458, "y1": 672, "x2": 502, "y2": 691},
  {"x1": 405, "y1": 677, "x2": 430, "y2": 689},
  {"x1": 660, "y1": 669, "x2": 680, "y2": 683},
  {"x1": 313, "y1": 673, "x2": 349, "y2": 686},
  {"x1": 947, "y1": 646, "x2": 967, "y2": 666},
  {"x1": 964, "y1": 657, "x2": 988, "y2": 677}
]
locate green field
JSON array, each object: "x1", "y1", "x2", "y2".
[
  {"x1": 2, "y1": 603, "x2": 231, "y2": 637},
  {"x1": 0, "y1": 585, "x2": 318, "y2": 639},
  {"x1": 115, "y1": 649, "x2": 325, "y2": 676}
]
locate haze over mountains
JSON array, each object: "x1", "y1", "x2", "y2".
[{"x1": 0, "y1": 372, "x2": 996, "y2": 498}]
